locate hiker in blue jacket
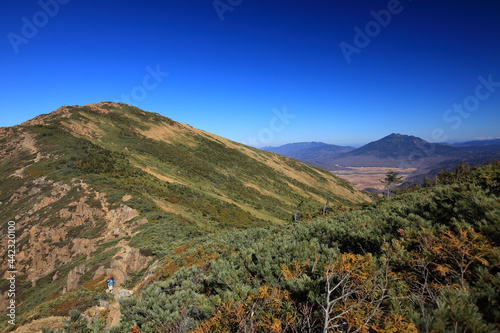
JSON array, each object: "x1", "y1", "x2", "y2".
[{"x1": 106, "y1": 276, "x2": 115, "y2": 293}]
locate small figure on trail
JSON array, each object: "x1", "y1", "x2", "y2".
[{"x1": 106, "y1": 276, "x2": 115, "y2": 293}]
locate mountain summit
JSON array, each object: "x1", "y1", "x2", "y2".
[
  {"x1": 345, "y1": 133, "x2": 457, "y2": 156},
  {"x1": 326, "y1": 133, "x2": 461, "y2": 168},
  {"x1": 0, "y1": 102, "x2": 368, "y2": 329}
]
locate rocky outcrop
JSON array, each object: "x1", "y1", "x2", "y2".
[
  {"x1": 100, "y1": 242, "x2": 150, "y2": 292},
  {"x1": 21, "y1": 106, "x2": 72, "y2": 126},
  {"x1": 79, "y1": 244, "x2": 148, "y2": 330},
  {"x1": 1, "y1": 176, "x2": 147, "y2": 282},
  {"x1": 64, "y1": 265, "x2": 88, "y2": 294},
  {"x1": 83, "y1": 299, "x2": 122, "y2": 329}
]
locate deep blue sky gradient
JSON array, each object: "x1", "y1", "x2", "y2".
[{"x1": 1, "y1": 0, "x2": 499, "y2": 146}]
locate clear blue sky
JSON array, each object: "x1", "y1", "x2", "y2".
[{"x1": 1, "y1": 0, "x2": 499, "y2": 146}]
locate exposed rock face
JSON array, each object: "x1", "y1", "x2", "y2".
[
  {"x1": 1, "y1": 175, "x2": 146, "y2": 282},
  {"x1": 106, "y1": 301, "x2": 122, "y2": 328},
  {"x1": 93, "y1": 266, "x2": 106, "y2": 280},
  {"x1": 104, "y1": 242, "x2": 150, "y2": 291},
  {"x1": 64, "y1": 265, "x2": 88, "y2": 293},
  {"x1": 20, "y1": 106, "x2": 72, "y2": 126},
  {"x1": 0, "y1": 123, "x2": 152, "y2": 323},
  {"x1": 84, "y1": 300, "x2": 122, "y2": 329},
  {"x1": 75, "y1": 244, "x2": 148, "y2": 330},
  {"x1": 104, "y1": 205, "x2": 141, "y2": 239},
  {"x1": 0, "y1": 176, "x2": 150, "y2": 324}
]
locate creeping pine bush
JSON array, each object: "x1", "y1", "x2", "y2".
[{"x1": 112, "y1": 162, "x2": 500, "y2": 332}]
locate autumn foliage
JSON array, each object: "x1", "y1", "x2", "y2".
[{"x1": 103, "y1": 162, "x2": 500, "y2": 332}]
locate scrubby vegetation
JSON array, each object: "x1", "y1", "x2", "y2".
[
  {"x1": 20, "y1": 104, "x2": 361, "y2": 231},
  {"x1": 0, "y1": 103, "x2": 367, "y2": 332},
  {"x1": 3, "y1": 105, "x2": 499, "y2": 332},
  {"x1": 47, "y1": 161, "x2": 499, "y2": 333}
]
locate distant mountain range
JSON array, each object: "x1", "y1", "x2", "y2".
[
  {"x1": 262, "y1": 142, "x2": 355, "y2": 163},
  {"x1": 450, "y1": 138, "x2": 500, "y2": 152},
  {"x1": 262, "y1": 133, "x2": 500, "y2": 183},
  {"x1": 452, "y1": 138, "x2": 500, "y2": 147}
]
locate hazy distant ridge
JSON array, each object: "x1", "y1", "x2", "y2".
[
  {"x1": 264, "y1": 133, "x2": 500, "y2": 182},
  {"x1": 262, "y1": 142, "x2": 355, "y2": 168}
]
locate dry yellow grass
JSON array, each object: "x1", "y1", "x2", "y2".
[
  {"x1": 139, "y1": 121, "x2": 370, "y2": 204},
  {"x1": 12, "y1": 316, "x2": 67, "y2": 333},
  {"x1": 331, "y1": 167, "x2": 416, "y2": 191}
]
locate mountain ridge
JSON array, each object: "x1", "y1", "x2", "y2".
[
  {"x1": 7, "y1": 101, "x2": 369, "y2": 224},
  {"x1": 262, "y1": 142, "x2": 355, "y2": 166},
  {"x1": 260, "y1": 133, "x2": 463, "y2": 170},
  {"x1": 328, "y1": 133, "x2": 462, "y2": 167},
  {"x1": 452, "y1": 138, "x2": 500, "y2": 146},
  {"x1": 265, "y1": 133, "x2": 500, "y2": 176},
  {"x1": 262, "y1": 133, "x2": 500, "y2": 190},
  {"x1": 0, "y1": 102, "x2": 369, "y2": 330}
]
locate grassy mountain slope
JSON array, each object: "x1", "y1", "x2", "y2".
[
  {"x1": 0, "y1": 102, "x2": 368, "y2": 331},
  {"x1": 21, "y1": 102, "x2": 367, "y2": 224},
  {"x1": 96, "y1": 162, "x2": 500, "y2": 332}
]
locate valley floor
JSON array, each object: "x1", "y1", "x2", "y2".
[{"x1": 330, "y1": 166, "x2": 416, "y2": 191}]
